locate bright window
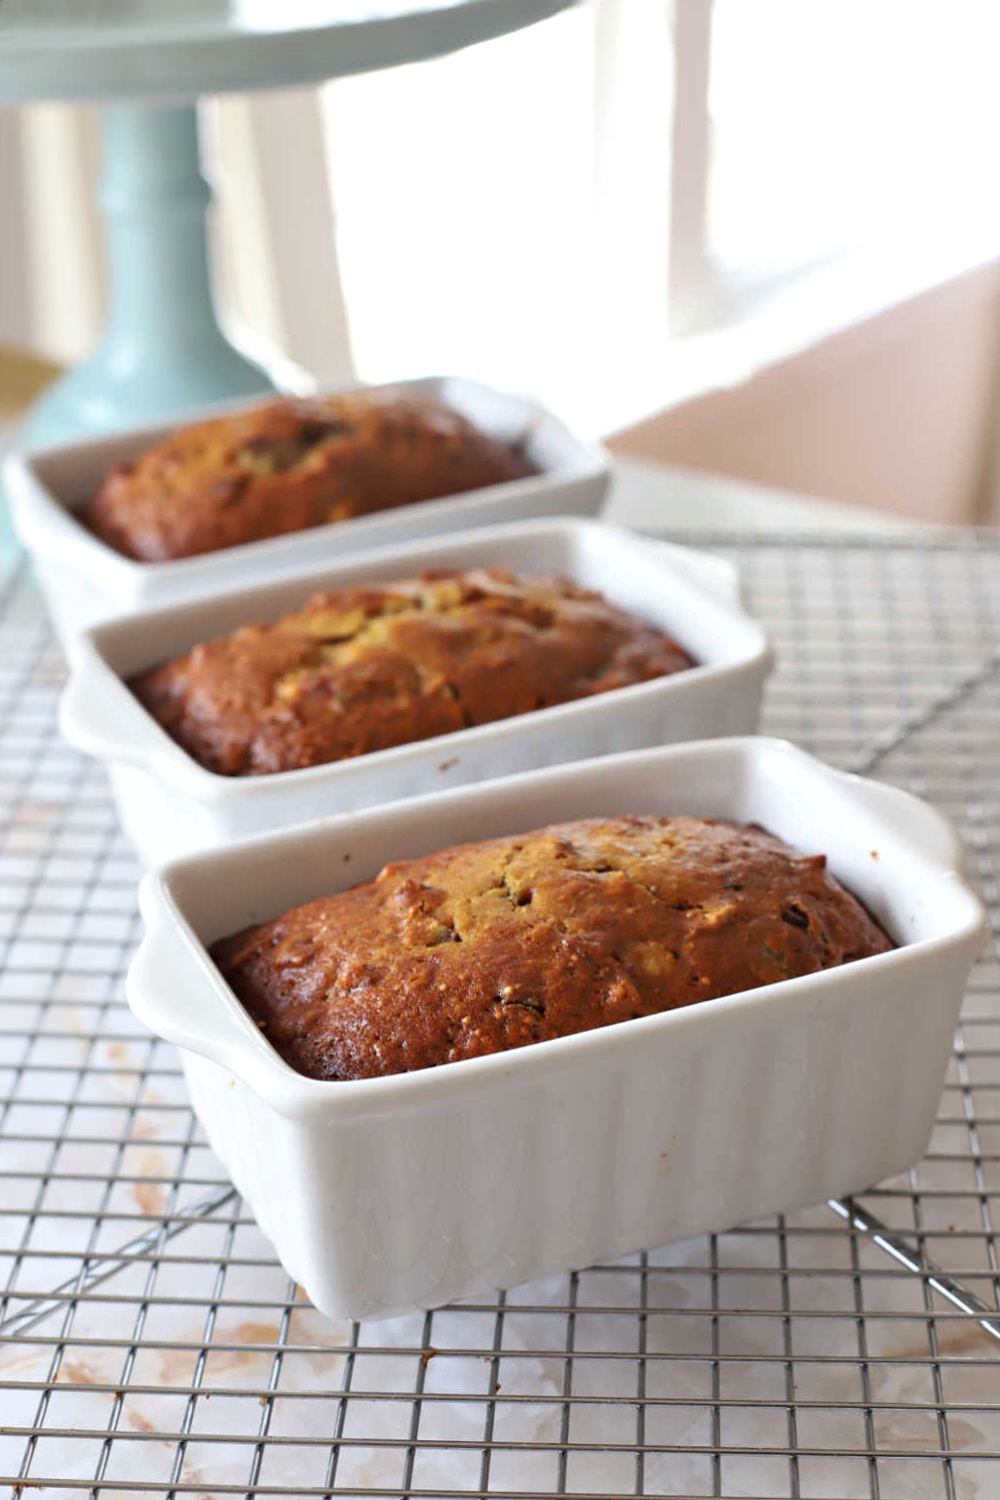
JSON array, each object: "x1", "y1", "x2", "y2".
[
  {"x1": 707, "y1": 0, "x2": 1000, "y2": 300},
  {"x1": 320, "y1": 0, "x2": 1000, "y2": 432},
  {"x1": 322, "y1": 5, "x2": 601, "y2": 419}
]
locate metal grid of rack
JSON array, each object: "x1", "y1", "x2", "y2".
[{"x1": 0, "y1": 531, "x2": 998, "y2": 1499}]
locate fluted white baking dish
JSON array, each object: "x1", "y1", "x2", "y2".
[
  {"x1": 128, "y1": 736, "x2": 985, "y2": 1321},
  {"x1": 58, "y1": 517, "x2": 772, "y2": 864},
  {"x1": 4, "y1": 374, "x2": 609, "y2": 643}
]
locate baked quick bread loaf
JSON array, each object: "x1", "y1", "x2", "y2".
[
  {"x1": 82, "y1": 390, "x2": 534, "y2": 562},
  {"x1": 130, "y1": 568, "x2": 695, "y2": 776},
  {"x1": 212, "y1": 816, "x2": 894, "y2": 1081}
]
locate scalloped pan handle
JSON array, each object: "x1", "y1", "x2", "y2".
[{"x1": 829, "y1": 768, "x2": 963, "y2": 872}]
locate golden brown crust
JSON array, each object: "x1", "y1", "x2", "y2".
[
  {"x1": 212, "y1": 816, "x2": 894, "y2": 1081},
  {"x1": 81, "y1": 390, "x2": 534, "y2": 562},
  {"x1": 129, "y1": 568, "x2": 695, "y2": 776}
]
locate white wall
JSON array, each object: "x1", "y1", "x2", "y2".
[{"x1": 608, "y1": 257, "x2": 1000, "y2": 525}]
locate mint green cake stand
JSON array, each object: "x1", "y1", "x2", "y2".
[{"x1": 0, "y1": 0, "x2": 578, "y2": 447}]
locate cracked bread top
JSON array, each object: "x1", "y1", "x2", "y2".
[
  {"x1": 212, "y1": 815, "x2": 895, "y2": 1081},
  {"x1": 81, "y1": 389, "x2": 535, "y2": 562},
  {"x1": 129, "y1": 567, "x2": 695, "y2": 776}
]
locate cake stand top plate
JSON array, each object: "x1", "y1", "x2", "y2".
[{"x1": 0, "y1": 0, "x2": 578, "y2": 102}]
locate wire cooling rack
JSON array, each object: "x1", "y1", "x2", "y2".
[{"x1": 0, "y1": 530, "x2": 999, "y2": 1500}]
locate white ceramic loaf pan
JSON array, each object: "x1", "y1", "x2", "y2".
[
  {"x1": 3, "y1": 374, "x2": 609, "y2": 643},
  {"x1": 128, "y1": 737, "x2": 985, "y2": 1322},
  {"x1": 58, "y1": 517, "x2": 772, "y2": 865}
]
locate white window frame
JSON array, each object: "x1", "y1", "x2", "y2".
[{"x1": 662, "y1": 0, "x2": 853, "y2": 338}]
